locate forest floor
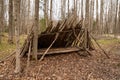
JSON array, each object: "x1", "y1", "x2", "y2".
[{"x1": 0, "y1": 34, "x2": 120, "y2": 80}]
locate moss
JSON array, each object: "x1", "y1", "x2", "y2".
[
  {"x1": 97, "y1": 39, "x2": 120, "y2": 45},
  {"x1": 0, "y1": 33, "x2": 27, "y2": 59},
  {"x1": 40, "y1": 18, "x2": 47, "y2": 32},
  {"x1": 0, "y1": 36, "x2": 15, "y2": 59}
]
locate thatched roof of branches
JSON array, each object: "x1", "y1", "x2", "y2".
[{"x1": 20, "y1": 16, "x2": 95, "y2": 57}]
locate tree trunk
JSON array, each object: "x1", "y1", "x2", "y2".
[
  {"x1": 84, "y1": 0, "x2": 89, "y2": 48},
  {"x1": 118, "y1": 3, "x2": 120, "y2": 34},
  {"x1": 0, "y1": 0, "x2": 4, "y2": 44},
  {"x1": 0, "y1": 0, "x2": 2, "y2": 44},
  {"x1": 27, "y1": 0, "x2": 31, "y2": 34},
  {"x1": 100, "y1": 0, "x2": 104, "y2": 34},
  {"x1": 113, "y1": 0, "x2": 118, "y2": 36},
  {"x1": 68, "y1": 0, "x2": 69, "y2": 18},
  {"x1": 14, "y1": 0, "x2": 21, "y2": 73},
  {"x1": 89, "y1": 0, "x2": 94, "y2": 33},
  {"x1": 81, "y1": 0, "x2": 83, "y2": 19},
  {"x1": 8, "y1": 0, "x2": 14, "y2": 44},
  {"x1": 61, "y1": 0, "x2": 66, "y2": 20},
  {"x1": 95, "y1": 0, "x2": 99, "y2": 34},
  {"x1": 33, "y1": 0, "x2": 39, "y2": 60},
  {"x1": 50, "y1": 0, "x2": 53, "y2": 21},
  {"x1": 44, "y1": 0, "x2": 48, "y2": 28}
]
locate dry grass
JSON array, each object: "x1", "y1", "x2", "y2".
[{"x1": 0, "y1": 33, "x2": 27, "y2": 60}]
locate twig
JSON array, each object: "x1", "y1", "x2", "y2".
[{"x1": 26, "y1": 41, "x2": 31, "y2": 75}]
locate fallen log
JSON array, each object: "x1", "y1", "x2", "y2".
[{"x1": 37, "y1": 47, "x2": 80, "y2": 55}]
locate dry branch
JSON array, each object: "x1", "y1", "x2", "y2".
[{"x1": 90, "y1": 34, "x2": 110, "y2": 58}]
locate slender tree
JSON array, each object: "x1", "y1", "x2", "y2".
[
  {"x1": 33, "y1": 0, "x2": 39, "y2": 60},
  {"x1": 0, "y1": 0, "x2": 2, "y2": 43},
  {"x1": 68, "y1": 0, "x2": 69, "y2": 18},
  {"x1": 50, "y1": 0, "x2": 53, "y2": 21},
  {"x1": 113, "y1": 0, "x2": 119, "y2": 36},
  {"x1": 118, "y1": 3, "x2": 120, "y2": 34},
  {"x1": 95, "y1": 0, "x2": 99, "y2": 34},
  {"x1": 81, "y1": 0, "x2": 84, "y2": 19},
  {"x1": 61, "y1": 0, "x2": 66, "y2": 20},
  {"x1": 14, "y1": 0, "x2": 21, "y2": 73},
  {"x1": 44, "y1": 0, "x2": 48, "y2": 27},
  {"x1": 89, "y1": 0, "x2": 94, "y2": 32},
  {"x1": 8, "y1": 0, "x2": 14, "y2": 44},
  {"x1": 0, "y1": 0, "x2": 4, "y2": 44},
  {"x1": 27, "y1": 0, "x2": 31, "y2": 34},
  {"x1": 84, "y1": 0, "x2": 89, "y2": 48},
  {"x1": 100, "y1": 0, "x2": 104, "y2": 34}
]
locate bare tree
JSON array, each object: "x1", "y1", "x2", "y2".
[
  {"x1": 44, "y1": 0, "x2": 48, "y2": 27},
  {"x1": 113, "y1": 0, "x2": 119, "y2": 36},
  {"x1": 0, "y1": 0, "x2": 2, "y2": 44},
  {"x1": 84, "y1": 0, "x2": 89, "y2": 48},
  {"x1": 89, "y1": 0, "x2": 94, "y2": 32},
  {"x1": 100, "y1": 0, "x2": 104, "y2": 34},
  {"x1": 81, "y1": 0, "x2": 84, "y2": 19},
  {"x1": 118, "y1": 3, "x2": 120, "y2": 34},
  {"x1": 50, "y1": 0, "x2": 53, "y2": 21},
  {"x1": 27, "y1": 0, "x2": 31, "y2": 34},
  {"x1": 68, "y1": 0, "x2": 69, "y2": 18},
  {"x1": 33, "y1": 0, "x2": 39, "y2": 60},
  {"x1": 8, "y1": 0, "x2": 14, "y2": 44},
  {"x1": 0, "y1": 0, "x2": 4, "y2": 44},
  {"x1": 61, "y1": 0, "x2": 66, "y2": 20},
  {"x1": 14, "y1": 0, "x2": 21, "y2": 73}
]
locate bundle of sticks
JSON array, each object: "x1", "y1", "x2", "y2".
[{"x1": 20, "y1": 16, "x2": 94, "y2": 57}]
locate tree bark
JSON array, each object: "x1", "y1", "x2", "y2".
[
  {"x1": 68, "y1": 0, "x2": 69, "y2": 18},
  {"x1": 81, "y1": 0, "x2": 83, "y2": 19},
  {"x1": 50, "y1": 0, "x2": 53, "y2": 21},
  {"x1": 84, "y1": 0, "x2": 89, "y2": 48},
  {"x1": 0, "y1": 0, "x2": 4, "y2": 44},
  {"x1": 61, "y1": 0, "x2": 66, "y2": 20},
  {"x1": 113, "y1": 0, "x2": 119, "y2": 36},
  {"x1": 27, "y1": 0, "x2": 31, "y2": 34},
  {"x1": 0, "y1": 0, "x2": 2, "y2": 44},
  {"x1": 14, "y1": 0, "x2": 21, "y2": 73},
  {"x1": 118, "y1": 3, "x2": 120, "y2": 34},
  {"x1": 95, "y1": 0, "x2": 99, "y2": 34},
  {"x1": 100, "y1": 0, "x2": 104, "y2": 34},
  {"x1": 33, "y1": 0, "x2": 39, "y2": 60},
  {"x1": 8, "y1": 0, "x2": 14, "y2": 44},
  {"x1": 44, "y1": 0, "x2": 48, "y2": 28},
  {"x1": 89, "y1": 0, "x2": 94, "y2": 32}
]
